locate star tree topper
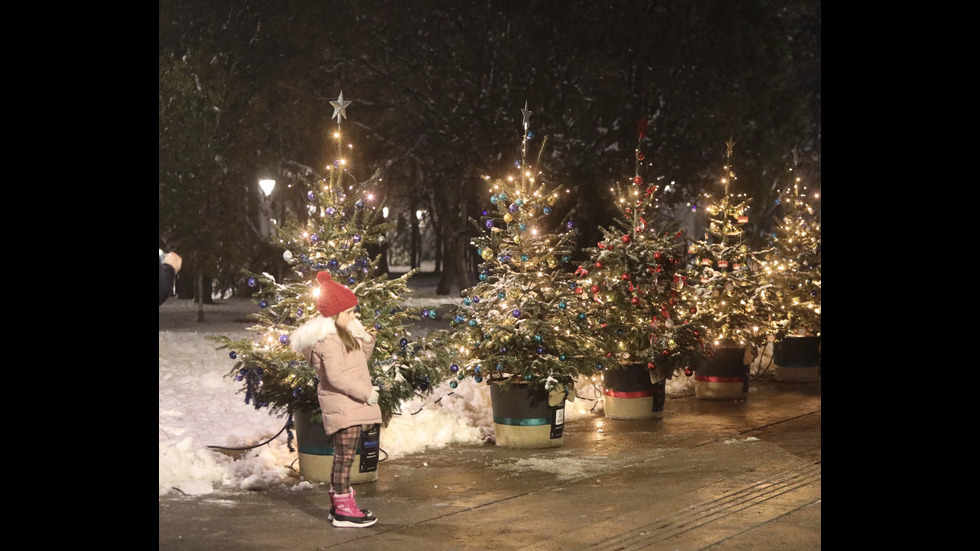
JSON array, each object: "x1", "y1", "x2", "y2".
[
  {"x1": 637, "y1": 117, "x2": 649, "y2": 141},
  {"x1": 330, "y1": 91, "x2": 352, "y2": 123},
  {"x1": 521, "y1": 101, "x2": 532, "y2": 130}
]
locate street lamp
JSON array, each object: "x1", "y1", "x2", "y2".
[
  {"x1": 259, "y1": 179, "x2": 276, "y2": 197},
  {"x1": 258, "y1": 178, "x2": 277, "y2": 239}
]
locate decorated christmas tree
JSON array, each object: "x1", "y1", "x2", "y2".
[
  {"x1": 686, "y1": 139, "x2": 777, "y2": 351},
  {"x1": 761, "y1": 160, "x2": 821, "y2": 339},
  {"x1": 581, "y1": 118, "x2": 711, "y2": 382},
  {"x1": 211, "y1": 92, "x2": 449, "y2": 433},
  {"x1": 432, "y1": 103, "x2": 605, "y2": 395}
]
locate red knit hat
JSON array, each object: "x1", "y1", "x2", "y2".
[{"x1": 316, "y1": 271, "x2": 358, "y2": 318}]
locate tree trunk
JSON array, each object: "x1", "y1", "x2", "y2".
[
  {"x1": 195, "y1": 272, "x2": 205, "y2": 323},
  {"x1": 436, "y1": 230, "x2": 474, "y2": 296}
]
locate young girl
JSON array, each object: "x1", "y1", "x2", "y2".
[{"x1": 291, "y1": 271, "x2": 381, "y2": 528}]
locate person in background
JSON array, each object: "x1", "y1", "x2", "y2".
[
  {"x1": 159, "y1": 251, "x2": 182, "y2": 306},
  {"x1": 290, "y1": 271, "x2": 381, "y2": 528}
]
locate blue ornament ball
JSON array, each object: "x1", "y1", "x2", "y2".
[
  {"x1": 472, "y1": 296, "x2": 480, "y2": 303},
  {"x1": 355, "y1": 200, "x2": 364, "y2": 210},
  {"x1": 486, "y1": 219, "x2": 494, "y2": 229},
  {"x1": 258, "y1": 300, "x2": 269, "y2": 309},
  {"x1": 450, "y1": 380, "x2": 458, "y2": 389},
  {"x1": 247, "y1": 278, "x2": 257, "y2": 288},
  {"x1": 543, "y1": 206, "x2": 552, "y2": 215},
  {"x1": 278, "y1": 334, "x2": 290, "y2": 345},
  {"x1": 326, "y1": 207, "x2": 335, "y2": 216},
  {"x1": 310, "y1": 234, "x2": 320, "y2": 243},
  {"x1": 450, "y1": 363, "x2": 459, "y2": 372},
  {"x1": 229, "y1": 351, "x2": 237, "y2": 360},
  {"x1": 307, "y1": 190, "x2": 315, "y2": 201},
  {"x1": 512, "y1": 308, "x2": 521, "y2": 318},
  {"x1": 374, "y1": 322, "x2": 382, "y2": 331},
  {"x1": 479, "y1": 273, "x2": 488, "y2": 281},
  {"x1": 421, "y1": 310, "x2": 430, "y2": 319},
  {"x1": 353, "y1": 234, "x2": 362, "y2": 243},
  {"x1": 526, "y1": 131, "x2": 534, "y2": 139},
  {"x1": 428, "y1": 309, "x2": 438, "y2": 319},
  {"x1": 566, "y1": 220, "x2": 575, "y2": 229},
  {"x1": 399, "y1": 338, "x2": 409, "y2": 348},
  {"x1": 474, "y1": 376, "x2": 483, "y2": 383}
]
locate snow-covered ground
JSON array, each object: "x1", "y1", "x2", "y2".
[{"x1": 159, "y1": 266, "x2": 772, "y2": 497}]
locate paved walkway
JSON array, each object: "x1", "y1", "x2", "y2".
[{"x1": 159, "y1": 377, "x2": 820, "y2": 550}]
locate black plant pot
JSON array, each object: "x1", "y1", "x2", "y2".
[
  {"x1": 489, "y1": 380, "x2": 565, "y2": 448},
  {"x1": 602, "y1": 363, "x2": 665, "y2": 420},
  {"x1": 293, "y1": 410, "x2": 380, "y2": 484},
  {"x1": 694, "y1": 346, "x2": 750, "y2": 400},
  {"x1": 773, "y1": 336, "x2": 821, "y2": 382}
]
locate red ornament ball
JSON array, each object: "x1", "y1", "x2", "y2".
[
  {"x1": 689, "y1": 307, "x2": 697, "y2": 314},
  {"x1": 622, "y1": 234, "x2": 631, "y2": 243},
  {"x1": 684, "y1": 367, "x2": 693, "y2": 377},
  {"x1": 595, "y1": 261, "x2": 603, "y2": 268},
  {"x1": 575, "y1": 286, "x2": 583, "y2": 294},
  {"x1": 631, "y1": 297, "x2": 640, "y2": 305},
  {"x1": 590, "y1": 285, "x2": 599, "y2": 294},
  {"x1": 647, "y1": 362, "x2": 655, "y2": 369},
  {"x1": 633, "y1": 176, "x2": 643, "y2": 185}
]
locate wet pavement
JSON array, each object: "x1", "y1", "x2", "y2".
[{"x1": 158, "y1": 377, "x2": 820, "y2": 550}]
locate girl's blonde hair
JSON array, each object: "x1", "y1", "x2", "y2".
[{"x1": 334, "y1": 311, "x2": 361, "y2": 353}]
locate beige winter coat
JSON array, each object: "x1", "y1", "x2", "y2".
[{"x1": 290, "y1": 316, "x2": 382, "y2": 435}]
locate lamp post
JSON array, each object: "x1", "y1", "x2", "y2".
[{"x1": 258, "y1": 178, "x2": 276, "y2": 239}]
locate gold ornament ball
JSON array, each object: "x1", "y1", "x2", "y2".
[{"x1": 481, "y1": 248, "x2": 494, "y2": 260}]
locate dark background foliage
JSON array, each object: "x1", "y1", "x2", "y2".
[{"x1": 159, "y1": 0, "x2": 820, "y2": 299}]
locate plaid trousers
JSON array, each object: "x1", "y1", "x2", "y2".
[{"x1": 331, "y1": 425, "x2": 362, "y2": 493}]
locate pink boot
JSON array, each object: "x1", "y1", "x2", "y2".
[
  {"x1": 329, "y1": 487, "x2": 377, "y2": 528},
  {"x1": 328, "y1": 488, "x2": 372, "y2": 521}
]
